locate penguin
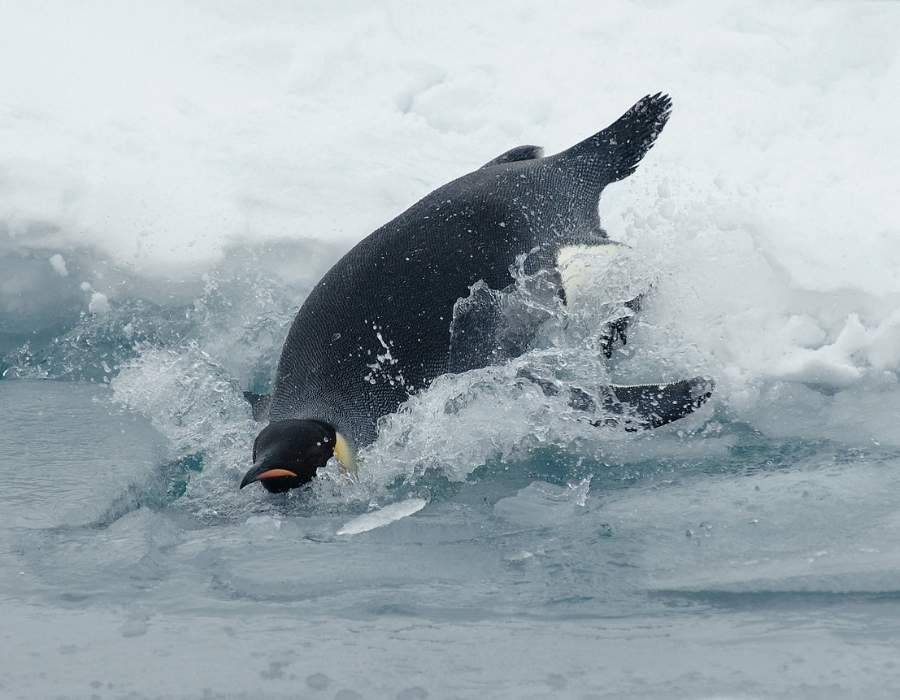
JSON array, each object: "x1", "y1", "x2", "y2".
[{"x1": 240, "y1": 93, "x2": 713, "y2": 493}]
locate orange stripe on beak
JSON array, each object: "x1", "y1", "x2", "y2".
[{"x1": 255, "y1": 468, "x2": 299, "y2": 480}]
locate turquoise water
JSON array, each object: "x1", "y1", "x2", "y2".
[{"x1": 4, "y1": 367, "x2": 900, "y2": 698}]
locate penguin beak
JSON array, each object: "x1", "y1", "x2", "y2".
[{"x1": 239, "y1": 464, "x2": 300, "y2": 489}]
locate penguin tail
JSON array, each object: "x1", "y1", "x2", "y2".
[{"x1": 559, "y1": 93, "x2": 672, "y2": 190}]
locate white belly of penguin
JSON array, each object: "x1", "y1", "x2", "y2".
[{"x1": 557, "y1": 243, "x2": 630, "y2": 309}]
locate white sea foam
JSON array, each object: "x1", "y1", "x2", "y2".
[{"x1": 48, "y1": 253, "x2": 68, "y2": 277}]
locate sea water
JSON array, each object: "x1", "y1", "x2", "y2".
[{"x1": 2, "y1": 2, "x2": 900, "y2": 698}]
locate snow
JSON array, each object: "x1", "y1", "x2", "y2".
[{"x1": 2, "y1": 1, "x2": 898, "y2": 404}]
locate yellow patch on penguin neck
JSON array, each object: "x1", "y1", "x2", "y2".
[{"x1": 333, "y1": 432, "x2": 357, "y2": 476}]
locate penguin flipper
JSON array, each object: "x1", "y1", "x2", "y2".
[
  {"x1": 560, "y1": 93, "x2": 672, "y2": 188},
  {"x1": 598, "y1": 294, "x2": 643, "y2": 359},
  {"x1": 595, "y1": 377, "x2": 714, "y2": 430},
  {"x1": 517, "y1": 370, "x2": 714, "y2": 431},
  {"x1": 242, "y1": 391, "x2": 271, "y2": 422},
  {"x1": 480, "y1": 145, "x2": 544, "y2": 169}
]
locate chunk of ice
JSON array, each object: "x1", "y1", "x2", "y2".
[{"x1": 337, "y1": 498, "x2": 427, "y2": 536}]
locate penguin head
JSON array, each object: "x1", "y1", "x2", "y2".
[{"x1": 240, "y1": 419, "x2": 350, "y2": 493}]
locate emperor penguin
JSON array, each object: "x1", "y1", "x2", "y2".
[{"x1": 240, "y1": 93, "x2": 713, "y2": 492}]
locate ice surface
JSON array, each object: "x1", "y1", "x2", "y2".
[{"x1": 2, "y1": 1, "x2": 900, "y2": 697}]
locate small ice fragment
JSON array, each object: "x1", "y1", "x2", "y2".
[
  {"x1": 80, "y1": 281, "x2": 92, "y2": 291},
  {"x1": 337, "y1": 498, "x2": 427, "y2": 536},
  {"x1": 48, "y1": 253, "x2": 68, "y2": 277},
  {"x1": 120, "y1": 617, "x2": 148, "y2": 638},
  {"x1": 88, "y1": 292, "x2": 109, "y2": 315}
]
